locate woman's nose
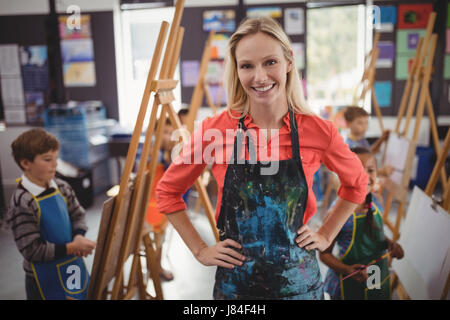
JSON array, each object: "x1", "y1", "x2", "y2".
[{"x1": 254, "y1": 66, "x2": 268, "y2": 82}]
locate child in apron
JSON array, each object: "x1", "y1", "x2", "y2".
[
  {"x1": 8, "y1": 128, "x2": 96, "y2": 300},
  {"x1": 320, "y1": 147, "x2": 404, "y2": 300}
]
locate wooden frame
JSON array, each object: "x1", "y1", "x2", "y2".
[
  {"x1": 353, "y1": 32, "x2": 384, "y2": 131},
  {"x1": 382, "y1": 12, "x2": 439, "y2": 242}
]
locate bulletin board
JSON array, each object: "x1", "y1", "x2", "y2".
[{"x1": 372, "y1": 1, "x2": 437, "y2": 117}]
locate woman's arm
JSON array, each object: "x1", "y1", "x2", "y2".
[
  {"x1": 165, "y1": 210, "x2": 246, "y2": 269},
  {"x1": 296, "y1": 197, "x2": 358, "y2": 252}
]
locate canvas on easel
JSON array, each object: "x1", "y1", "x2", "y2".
[{"x1": 391, "y1": 129, "x2": 450, "y2": 300}]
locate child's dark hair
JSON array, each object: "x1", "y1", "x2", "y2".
[
  {"x1": 344, "y1": 106, "x2": 369, "y2": 123},
  {"x1": 177, "y1": 108, "x2": 189, "y2": 117},
  {"x1": 11, "y1": 128, "x2": 59, "y2": 170},
  {"x1": 350, "y1": 146, "x2": 379, "y2": 239}
]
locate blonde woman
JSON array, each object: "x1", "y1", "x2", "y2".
[{"x1": 156, "y1": 17, "x2": 368, "y2": 300}]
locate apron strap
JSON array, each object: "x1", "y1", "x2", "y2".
[
  {"x1": 234, "y1": 116, "x2": 256, "y2": 163},
  {"x1": 234, "y1": 109, "x2": 301, "y2": 164},
  {"x1": 289, "y1": 109, "x2": 301, "y2": 164}
]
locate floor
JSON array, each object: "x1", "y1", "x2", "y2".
[{"x1": 0, "y1": 187, "x2": 402, "y2": 300}]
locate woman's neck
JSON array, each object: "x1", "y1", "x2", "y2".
[{"x1": 248, "y1": 101, "x2": 289, "y2": 129}]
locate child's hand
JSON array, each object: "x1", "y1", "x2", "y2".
[
  {"x1": 345, "y1": 264, "x2": 368, "y2": 283},
  {"x1": 381, "y1": 130, "x2": 390, "y2": 141},
  {"x1": 388, "y1": 241, "x2": 404, "y2": 259},
  {"x1": 295, "y1": 225, "x2": 331, "y2": 252},
  {"x1": 72, "y1": 235, "x2": 96, "y2": 257}
]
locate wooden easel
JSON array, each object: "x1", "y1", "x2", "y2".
[
  {"x1": 184, "y1": 31, "x2": 226, "y2": 216},
  {"x1": 185, "y1": 30, "x2": 218, "y2": 134},
  {"x1": 391, "y1": 128, "x2": 450, "y2": 300},
  {"x1": 353, "y1": 32, "x2": 384, "y2": 131},
  {"x1": 88, "y1": 0, "x2": 218, "y2": 300},
  {"x1": 382, "y1": 12, "x2": 440, "y2": 242}
]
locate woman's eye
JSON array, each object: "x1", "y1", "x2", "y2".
[
  {"x1": 240, "y1": 64, "x2": 251, "y2": 69},
  {"x1": 266, "y1": 59, "x2": 276, "y2": 66}
]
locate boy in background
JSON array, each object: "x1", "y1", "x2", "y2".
[
  {"x1": 343, "y1": 106, "x2": 390, "y2": 154},
  {"x1": 7, "y1": 128, "x2": 96, "y2": 300}
]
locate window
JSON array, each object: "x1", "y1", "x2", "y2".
[
  {"x1": 306, "y1": 5, "x2": 366, "y2": 113},
  {"x1": 115, "y1": 6, "x2": 181, "y2": 128}
]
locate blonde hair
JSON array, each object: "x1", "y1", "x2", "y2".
[{"x1": 224, "y1": 17, "x2": 314, "y2": 118}]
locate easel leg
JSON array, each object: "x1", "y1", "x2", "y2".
[{"x1": 143, "y1": 232, "x2": 164, "y2": 300}]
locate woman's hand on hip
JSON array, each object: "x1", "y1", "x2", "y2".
[
  {"x1": 295, "y1": 225, "x2": 330, "y2": 252},
  {"x1": 195, "y1": 239, "x2": 246, "y2": 269}
]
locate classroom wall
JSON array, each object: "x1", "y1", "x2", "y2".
[
  {"x1": 373, "y1": 0, "x2": 449, "y2": 119},
  {"x1": 0, "y1": 1, "x2": 120, "y2": 208},
  {"x1": 0, "y1": 3, "x2": 119, "y2": 121}
]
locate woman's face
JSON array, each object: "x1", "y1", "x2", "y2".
[
  {"x1": 358, "y1": 153, "x2": 377, "y2": 193},
  {"x1": 235, "y1": 32, "x2": 292, "y2": 109}
]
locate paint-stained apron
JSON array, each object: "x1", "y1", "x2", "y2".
[
  {"x1": 339, "y1": 203, "x2": 390, "y2": 300},
  {"x1": 213, "y1": 110, "x2": 324, "y2": 300},
  {"x1": 29, "y1": 188, "x2": 89, "y2": 300}
]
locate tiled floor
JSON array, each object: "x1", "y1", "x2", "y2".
[{"x1": 0, "y1": 189, "x2": 402, "y2": 300}]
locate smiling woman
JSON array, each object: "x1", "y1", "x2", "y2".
[{"x1": 155, "y1": 16, "x2": 368, "y2": 300}]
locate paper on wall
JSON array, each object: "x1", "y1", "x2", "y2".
[
  {"x1": 284, "y1": 8, "x2": 304, "y2": 35},
  {"x1": 0, "y1": 44, "x2": 21, "y2": 75}
]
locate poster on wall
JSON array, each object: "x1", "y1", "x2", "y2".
[
  {"x1": 284, "y1": 8, "x2": 304, "y2": 35},
  {"x1": 181, "y1": 60, "x2": 200, "y2": 87},
  {"x1": 292, "y1": 42, "x2": 305, "y2": 70},
  {"x1": 247, "y1": 7, "x2": 282, "y2": 19},
  {"x1": 397, "y1": 29, "x2": 426, "y2": 54},
  {"x1": 444, "y1": 55, "x2": 450, "y2": 80},
  {"x1": 446, "y1": 29, "x2": 450, "y2": 54},
  {"x1": 20, "y1": 45, "x2": 49, "y2": 91},
  {"x1": 376, "y1": 41, "x2": 395, "y2": 68},
  {"x1": 395, "y1": 54, "x2": 414, "y2": 80},
  {"x1": 208, "y1": 85, "x2": 227, "y2": 106},
  {"x1": 378, "y1": 6, "x2": 396, "y2": 32},
  {"x1": 397, "y1": 3, "x2": 433, "y2": 29},
  {"x1": 210, "y1": 34, "x2": 229, "y2": 60},
  {"x1": 0, "y1": 44, "x2": 27, "y2": 124},
  {"x1": 203, "y1": 10, "x2": 235, "y2": 33},
  {"x1": 59, "y1": 14, "x2": 96, "y2": 87},
  {"x1": 206, "y1": 60, "x2": 224, "y2": 85},
  {"x1": 374, "y1": 81, "x2": 392, "y2": 107},
  {"x1": 24, "y1": 91, "x2": 45, "y2": 125},
  {"x1": 0, "y1": 44, "x2": 21, "y2": 75}
]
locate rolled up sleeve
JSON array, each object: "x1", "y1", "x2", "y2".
[
  {"x1": 322, "y1": 123, "x2": 368, "y2": 204},
  {"x1": 156, "y1": 121, "x2": 208, "y2": 214}
]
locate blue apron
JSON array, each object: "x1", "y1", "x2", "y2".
[
  {"x1": 213, "y1": 110, "x2": 324, "y2": 300},
  {"x1": 29, "y1": 188, "x2": 89, "y2": 300}
]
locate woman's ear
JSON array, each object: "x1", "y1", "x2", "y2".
[{"x1": 287, "y1": 49, "x2": 294, "y2": 73}]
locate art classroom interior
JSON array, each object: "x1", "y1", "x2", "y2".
[{"x1": 0, "y1": 0, "x2": 449, "y2": 302}]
